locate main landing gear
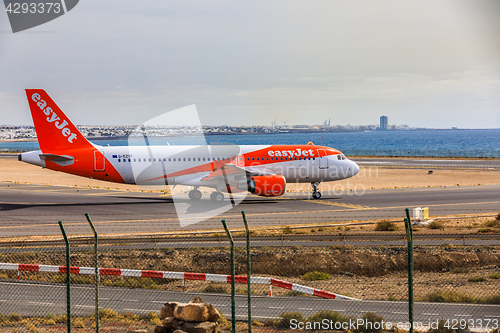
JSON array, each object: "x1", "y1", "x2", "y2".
[
  {"x1": 311, "y1": 182, "x2": 321, "y2": 200},
  {"x1": 188, "y1": 188, "x2": 225, "y2": 202},
  {"x1": 188, "y1": 188, "x2": 202, "y2": 201},
  {"x1": 210, "y1": 191, "x2": 224, "y2": 202}
]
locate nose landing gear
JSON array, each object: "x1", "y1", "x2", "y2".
[{"x1": 311, "y1": 182, "x2": 321, "y2": 199}]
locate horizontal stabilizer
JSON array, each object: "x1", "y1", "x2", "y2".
[{"x1": 39, "y1": 153, "x2": 74, "y2": 166}]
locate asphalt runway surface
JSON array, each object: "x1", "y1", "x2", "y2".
[
  {"x1": 0, "y1": 181, "x2": 499, "y2": 237},
  {"x1": 2, "y1": 281, "x2": 499, "y2": 324}
]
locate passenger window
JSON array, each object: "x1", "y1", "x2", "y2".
[
  {"x1": 118, "y1": 159, "x2": 121, "y2": 162},
  {"x1": 183, "y1": 158, "x2": 186, "y2": 161},
  {"x1": 252, "y1": 157, "x2": 255, "y2": 161}
]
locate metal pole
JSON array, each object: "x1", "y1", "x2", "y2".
[
  {"x1": 85, "y1": 213, "x2": 99, "y2": 333},
  {"x1": 221, "y1": 219, "x2": 235, "y2": 333},
  {"x1": 241, "y1": 211, "x2": 251, "y2": 333},
  {"x1": 404, "y1": 208, "x2": 414, "y2": 333},
  {"x1": 58, "y1": 221, "x2": 71, "y2": 333}
]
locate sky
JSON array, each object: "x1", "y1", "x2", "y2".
[{"x1": 1, "y1": 1, "x2": 499, "y2": 128}]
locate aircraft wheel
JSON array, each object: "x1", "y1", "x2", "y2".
[
  {"x1": 210, "y1": 191, "x2": 224, "y2": 202},
  {"x1": 189, "y1": 189, "x2": 202, "y2": 201},
  {"x1": 312, "y1": 191, "x2": 322, "y2": 200}
]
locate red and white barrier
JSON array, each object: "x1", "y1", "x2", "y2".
[{"x1": 0, "y1": 262, "x2": 356, "y2": 300}]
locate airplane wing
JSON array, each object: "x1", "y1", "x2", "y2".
[{"x1": 201, "y1": 164, "x2": 273, "y2": 181}]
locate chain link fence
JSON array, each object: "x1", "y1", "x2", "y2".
[{"x1": 0, "y1": 213, "x2": 499, "y2": 332}]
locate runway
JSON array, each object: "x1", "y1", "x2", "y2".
[
  {"x1": 1, "y1": 281, "x2": 498, "y2": 323},
  {"x1": 0, "y1": 182, "x2": 499, "y2": 237}
]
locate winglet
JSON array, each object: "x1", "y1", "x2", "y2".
[{"x1": 25, "y1": 89, "x2": 93, "y2": 152}]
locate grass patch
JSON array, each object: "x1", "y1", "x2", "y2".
[
  {"x1": 375, "y1": 220, "x2": 397, "y2": 231},
  {"x1": 450, "y1": 267, "x2": 470, "y2": 274},
  {"x1": 308, "y1": 310, "x2": 352, "y2": 326},
  {"x1": 354, "y1": 312, "x2": 385, "y2": 333},
  {"x1": 488, "y1": 272, "x2": 500, "y2": 279},
  {"x1": 285, "y1": 290, "x2": 305, "y2": 297},
  {"x1": 484, "y1": 219, "x2": 500, "y2": 228},
  {"x1": 420, "y1": 290, "x2": 500, "y2": 304},
  {"x1": 421, "y1": 290, "x2": 479, "y2": 303},
  {"x1": 484, "y1": 295, "x2": 500, "y2": 304},
  {"x1": 428, "y1": 221, "x2": 444, "y2": 230},
  {"x1": 201, "y1": 283, "x2": 227, "y2": 293},
  {"x1": 277, "y1": 312, "x2": 306, "y2": 328},
  {"x1": 468, "y1": 276, "x2": 486, "y2": 282},
  {"x1": 301, "y1": 271, "x2": 331, "y2": 281},
  {"x1": 98, "y1": 308, "x2": 118, "y2": 319},
  {"x1": 282, "y1": 226, "x2": 293, "y2": 234}
]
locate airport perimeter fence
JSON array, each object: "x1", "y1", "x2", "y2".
[{"x1": 0, "y1": 216, "x2": 499, "y2": 333}]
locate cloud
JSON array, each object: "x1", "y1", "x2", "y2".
[{"x1": 0, "y1": 1, "x2": 499, "y2": 128}]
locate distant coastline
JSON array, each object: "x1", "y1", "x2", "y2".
[{"x1": 1, "y1": 127, "x2": 499, "y2": 143}]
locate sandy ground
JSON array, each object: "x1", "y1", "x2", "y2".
[{"x1": 1, "y1": 157, "x2": 499, "y2": 193}]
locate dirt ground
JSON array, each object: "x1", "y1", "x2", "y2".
[{"x1": 1, "y1": 157, "x2": 499, "y2": 193}]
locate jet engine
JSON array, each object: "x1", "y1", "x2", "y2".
[{"x1": 238, "y1": 175, "x2": 286, "y2": 197}]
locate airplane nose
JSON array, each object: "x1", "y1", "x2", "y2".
[{"x1": 352, "y1": 162, "x2": 359, "y2": 176}]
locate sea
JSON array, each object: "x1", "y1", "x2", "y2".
[{"x1": 1, "y1": 129, "x2": 499, "y2": 158}]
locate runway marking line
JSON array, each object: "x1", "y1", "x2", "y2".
[{"x1": 303, "y1": 200, "x2": 374, "y2": 210}]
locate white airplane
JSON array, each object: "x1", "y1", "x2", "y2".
[{"x1": 19, "y1": 89, "x2": 359, "y2": 201}]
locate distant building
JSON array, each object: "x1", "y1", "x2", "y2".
[{"x1": 380, "y1": 116, "x2": 388, "y2": 130}]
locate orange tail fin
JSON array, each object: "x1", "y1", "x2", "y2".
[{"x1": 25, "y1": 89, "x2": 93, "y2": 152}]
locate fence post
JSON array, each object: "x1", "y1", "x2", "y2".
[
  {"x1": 85, "y1": 213, "x2": 99, "y2": 333},
  {"x1": 404, "y1": 209, "x2": 414, "y2": 333},
  {"x1": 58, "y1": 221, "x2": 71, "y2": 333},
  {"x1": 221, "y1": 219, "x2": 235, "y2": 333},
  {"x1": 241, "y1": 211, "x2": 252, "y2": 333}
]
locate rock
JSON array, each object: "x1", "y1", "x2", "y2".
[
  {"x1": 206, "y1": 304, "x2": 221, "y2": 322},
  {"x1": 174, "y1": 303, "x2": 210, "y2": 322},
  {"x1": 172, "y1": 330, "x2": 187, "y2": 333},
  {"x1": 189, "y1": 296, "x2": 204, "y2": 304},
  {"x1": 127, "y1": 330, "x2": 147, "y2": 333},
  {"x1": 160, "y1": 302, "x2": 179, "y2": 319},
  {"x1": 154, "y1": 326, "x2": 170, "y2": 333},
  {"x1": 162, "y1": 316, "x2": 175, "y2": 329},
  {"x1": 174, "y1": 321, "x2": 220, "y2": 333},
  {"x1": 172, "y1": 318, "x2": 185, "y2": 330}
]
